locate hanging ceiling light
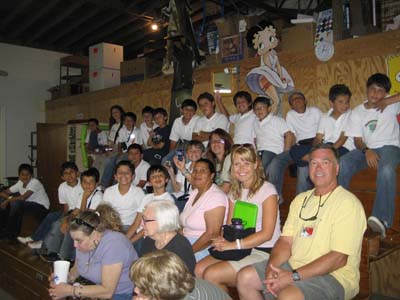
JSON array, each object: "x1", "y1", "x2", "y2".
[{"x1": 151, "y1": 22, "x2": 159, "y2": 31}]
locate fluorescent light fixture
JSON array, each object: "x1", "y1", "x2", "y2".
[{"x1": 214, "y1": 89, "x2": 231, "y2": 94}]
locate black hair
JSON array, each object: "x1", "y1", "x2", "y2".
[
  {"x1": 60, "y1": 161, "x2": 79, "y2": 175},
  {"x1": 246, "y1": 20, "x2": 275, "y2": 48},
  {"x1": 195, "y1": 158, "x2": 216, "y2": 178},
  {"x1": 142, "y1": 106, "x2": 154, "y2": 115},
  {"x1": 253, "y1": 96, "x2": 273, "y2": 108},
  {"x1": 366, "y1": 73, "x2": 391, "y2": 92},
  {"x1": 115, "y1": 160, "x2": 135, "y2": 175},
  {"x1": 127, "y1": 143, "x2": 144, "y2": 154},
  {"x1": 328, "y1": 84, "x2": 352, "y2": 101},
  {"x1": 81, "y1": 167, "x2": 100, "y2": 183},
  {"x1": 197, "y1": 92, "x2": 215, "y2": 103},
  {"x1": 153, "y1": 108, "x2": 168, "y2": 118},
  {"x1": 233, "y1": 91, "x2": 252, "y2": 107},
  {"x1": 88, "y1": 118, "x2": 99, "y2": 125},
  {"x1": 109, "y1": 105, "x2": 125, "y2": 128},
  {"x1": 186, "y1": 140, "x2": 205, "y2": 152},
  {"x1": 147, "y1": 165, "x2": 170, "y2": 182},
  {"x1": 181, "y1": 99, "x2": 197, "y2": 111},
  {"x1": 110, "y1": 105, "x2": 125, "y2": 144},
  {"x1": 18, "y1": 163, "x2": 33, "y2": 175},
  {"x1": 125, "y1": 112, "x2": 137, "y2": 123}
]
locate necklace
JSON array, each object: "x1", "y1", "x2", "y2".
[{"x1": 84, "y1": 240, "x2": 99, "y2": 273}]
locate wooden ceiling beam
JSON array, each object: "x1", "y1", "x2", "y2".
[
  {"x1": 26, "y1": 1, "x2": 86, "y2": 44},
  {"x1": 1, "y1": 0, "x2": 34, "y2": 29},
  {"x1": 9, "y1": 0, "x2": 62, "y2": 38}
]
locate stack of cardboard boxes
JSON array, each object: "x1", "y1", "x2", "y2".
[
  {"x1": 89, "y1": 43, "x2": 123, "y2": 91},
  {"x1": 120, "y1": 57, "x2": 162, "y2": 83}
]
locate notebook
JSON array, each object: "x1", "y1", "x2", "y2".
[{"x1": 233, "y1": 200, "x2": 258, "y2": 229}]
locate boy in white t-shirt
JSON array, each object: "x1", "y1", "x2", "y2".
[
  {"x1": 84, "y1": 118, "x2": 108, "y2": 154},
  {"x1": 253, "y1": 96, "x2": 295, "y2": 173},
  {"x1": 40, "y1": 167, "x2": 103, "y2": 262},
  {"x1": 296, "y1": 84, "x2": 354, "y2": 193},
  {"x1": 17, "y1": 162, "x2": 82, "y2": 249},
  {"x1": 216, "y1": 90, "x2": 256, "y2": 145},
  {"x1": 103, "y1": 160, "x2": 145, "y2": 233},
  {"x1": 140, "y1": 106, "x2": 157, "y2": 149},
  {"x1": 0, "y1": 164, "x2": 49, "y2": 240},
  {"x1": 127, "y1": 143, "x2": 150, "y2": 188},
  {"x1": 339, "y1": 73, "x2": 400, "y2": 239},
  {"x1": 267, "y1": 90, "x2": 322, "y2": 198},
  {"x1": 117, "y1": 112, "x2": 143, "y2": 155},
  {"x1": 192, "y1": 92, "x2": 230, "y2": 147},
  {"x1": 126, "y1": 165, "x2": 174, "y2": 254}
]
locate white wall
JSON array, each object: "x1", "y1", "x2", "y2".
[{"x1": 0, "y1": 43, "x2": 68, "y2": 184}]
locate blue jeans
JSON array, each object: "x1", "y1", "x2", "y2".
[
  {"x1": 112, "y1": 292, "x2": 133, "y2": 300},
  {"x1": 31, "y1": 211, "x2": 63, "y2": 241},
  {"x1": 101, "y1": 153, "x2": 119, "y2": 187},
  {"x1": 266, "y1": 151, "x2": 292, "y2": 199},
  {"x1": 44, "y1": 219, "x2": 75, "y2": 260},
  {"x1": 258, "y1": 150, "x2": 277, "y2": 176},
  {"x1": 296, "y1": 166, "x2": 313, "y2": 194},
  {"x1": 338, "y1": 146, "x2": 400, "y2": 227},
  {"x1": 0, "y1": 200, "x2": 48, "y2": 238}
]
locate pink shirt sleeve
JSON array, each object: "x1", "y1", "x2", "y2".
[{"x1": 181, "y1": 184, "x2": 228, "y2": 238}]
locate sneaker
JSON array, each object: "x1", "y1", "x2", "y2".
[
  {"x1": 28, "y1": 240, "x2": 43, "y2": 249},
  {"x1": 368, "y1": 216, "x2": 386, "y2": 240},
  {"x1": 17, "y1": 236, "x2": 33, "y2": 245},
  {"x1": 39, "y1": 252, "x2": 61, "y2": 263}
]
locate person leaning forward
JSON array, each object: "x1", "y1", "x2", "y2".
[{"x1": 236, "y1": 143, "x2": 366, "y2": 300}]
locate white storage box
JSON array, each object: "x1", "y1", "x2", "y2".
[
  {"x1": 89, "y1": 43, "x2": 123, "y2": 69},
  {"x1": 89, "y1": 67, "x2": 120, "y2": 91}
]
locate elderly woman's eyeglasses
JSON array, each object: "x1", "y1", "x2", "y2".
[
  {"x1": 141, "y1": 216, "x2": 156, "y2": 223},
  {"x1": 72, "y1": 218, "x2": 95, "y2": 230}
]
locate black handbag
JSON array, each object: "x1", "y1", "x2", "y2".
[{"x1": 208, "y1": 225, "x2": 255, "y2": 261}]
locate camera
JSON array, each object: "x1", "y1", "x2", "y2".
[{"x1": 176, "y1": 149, "x2": 184, "y2": 161}]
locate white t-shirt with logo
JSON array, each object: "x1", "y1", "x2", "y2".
[
  {"x1": 255, "y1": 114, "x2": 290, "y2": 154},
  {"x1": 117, "y1": 126, "x2": 143, "y2": 152},
  {"x1": 9, "y1": 178, "x2": 50, "y2": 209},
  {"x1": 346, "y1": 101, "x2": 400, "y2": 148},
  {"x1": 286, "y1": 106, "x2": 322, "y2": 142},
  {"x1": 229, "y1": 110, "x2": 256, "y2": 145},
  {"x1": 317, "y1": 109, "x2": 355, "y2": 151}
]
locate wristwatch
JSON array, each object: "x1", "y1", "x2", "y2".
[
  {"x1": 292, "y1": 269, "x2": 301, "y2": 281},
  {"x1": 361, "y1": 147, "x2": 369, "y2": 154}
]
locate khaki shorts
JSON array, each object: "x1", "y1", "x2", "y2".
[{"x1": 228, "y1": 248, "x2": 270, "y2": 272}]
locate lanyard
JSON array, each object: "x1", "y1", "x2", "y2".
[{"x1": 87, "y1": 189, "x2": 98, "y2": 209}]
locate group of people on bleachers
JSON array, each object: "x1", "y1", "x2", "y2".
[{"x1": 0, "y1": 72, "x2": 399, "y2": 300}]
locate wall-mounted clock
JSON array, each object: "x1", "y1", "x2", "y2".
[{"x1": 315, "y1": 41, "x2": 334, "y2": 62}]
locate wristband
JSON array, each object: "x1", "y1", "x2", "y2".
[{"x1": 236, "y1": 239, "x2": 241, "y2": 250}]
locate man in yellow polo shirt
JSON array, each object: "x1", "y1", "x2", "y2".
[{"x1": 237, "y1": 143, "x2": 366, "y2": 300}]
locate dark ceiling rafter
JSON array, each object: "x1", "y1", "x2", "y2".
[
  {"x1": 57, "y1": 13, "x2": 119, "y2": 49},
  {"x1": 1, "y1": 0, "x2": 34, "y2": 29},
  {"x1": 9, "y1": 0, "x2": 62, "y2": 39},
  {"x1": 44, "y1": 9, "x2": 100, "y2": 45},
  {"x1": 26, "y1": 0, "x2": 86, "y2": 44}
]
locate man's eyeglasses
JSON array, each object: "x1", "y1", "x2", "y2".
[
  {"x1": 72, "y1": 218, "x2": 95, "y2": 230},
  {"x1": 141, "y1": 216, "x2": 156, "y2": 223},
  {"x1": 298, "y1": 188, "x2": 336, "y2": 221}
]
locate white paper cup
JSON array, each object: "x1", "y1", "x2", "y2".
[{"x1": 53, "y1": 260, "x2": 70, "y2": 284}]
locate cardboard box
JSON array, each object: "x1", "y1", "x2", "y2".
[
  {"x1": 89, "y1": 67, "x2": 120, "y2": 91},
  {"x1": 281, "y1": 23, "x2": 315, "y2": 52},
  {"x1": 89, "y1": 43, "x2": 123, "y2": 69},
  {"x1": 120, "y1": 58, "x2": 162, "y2": 79}
]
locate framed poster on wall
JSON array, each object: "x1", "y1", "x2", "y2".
[{"x1": 221, "y1": 34, "x2": 243, "y2": 63}]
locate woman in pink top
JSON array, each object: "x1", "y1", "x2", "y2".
[
  {"x1": 180, "y1": 158, "x2": 228, "y2": 261},
  {"x1": 195, "y1": 144, "x2": 281, "y2": 292}
]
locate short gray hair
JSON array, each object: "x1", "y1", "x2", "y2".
[{"x1": 145, "y1": 200, "x2": 181, "y2": 232}]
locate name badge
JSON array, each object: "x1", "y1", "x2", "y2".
[{"x1": 301, "y1": 225, "x2": 314, "y2": 237}]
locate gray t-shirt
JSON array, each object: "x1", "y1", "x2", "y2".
[
  {"x1": 76, "y1": 230, "x2": 138, "y2": 295},
  {"x1": 184, "y1": 278, "x2": 232, "y2": 300}
]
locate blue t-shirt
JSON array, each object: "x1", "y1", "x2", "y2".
[{"x1": 76, "y1": 230, "x2": 138, "y2": 294}]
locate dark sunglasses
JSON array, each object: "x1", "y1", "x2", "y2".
[{"x1": 73, "y1": 218, "x2": 95, "y2": 230}]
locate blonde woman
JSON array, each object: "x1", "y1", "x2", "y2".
[
  {"x1": 130, "y1": 250, "x2": 232, "y2": 300},
  {"x1": 195, "y1": 144, "x2": 281, "y2": 292}
]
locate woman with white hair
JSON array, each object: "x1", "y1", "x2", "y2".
[{"x1": 140, "y1": 200, "x2": 196, "y2": 274}]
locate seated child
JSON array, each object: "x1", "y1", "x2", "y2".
[
  {"x1": 127, "y1": 144, "x2": 150, "y2": 189},
  {"x1": 0, "y1": 164, "x2": 49, "y2": 240}
]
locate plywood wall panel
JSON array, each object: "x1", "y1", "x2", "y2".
[{"x1": 46, "y1": 29, "x2": 400, "y2": 124}]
